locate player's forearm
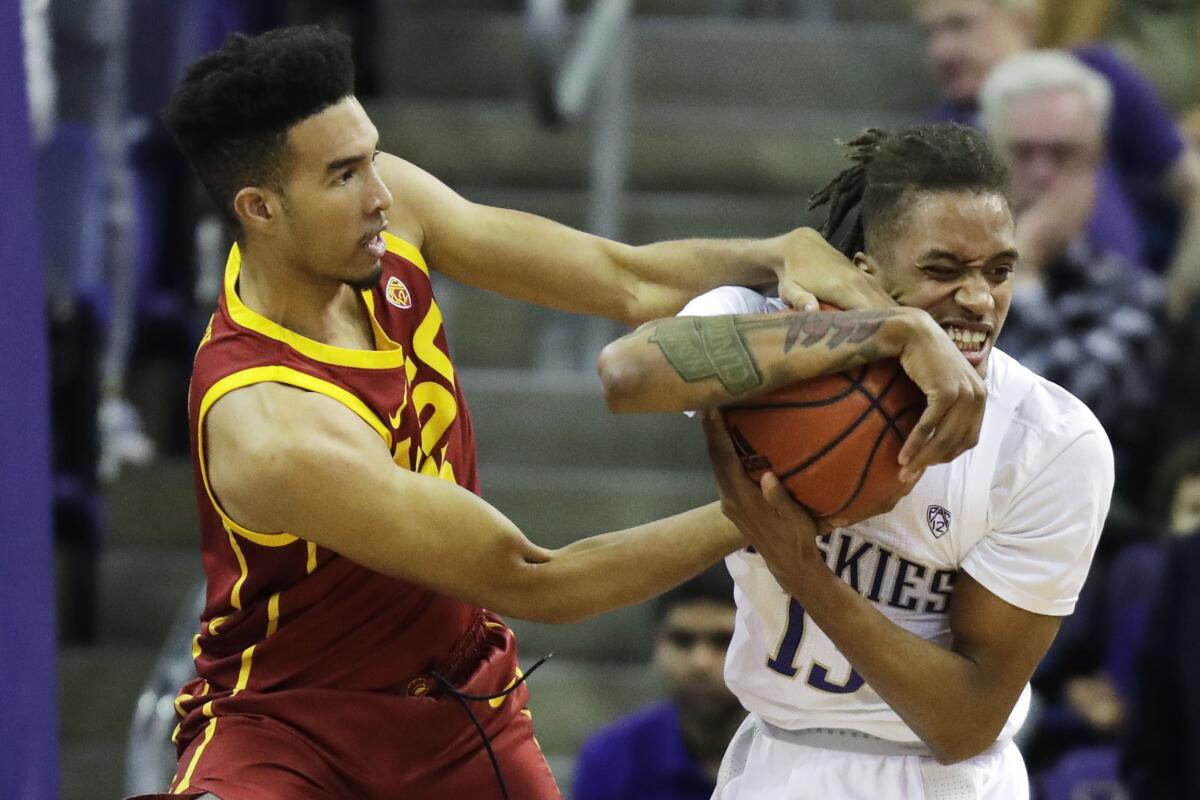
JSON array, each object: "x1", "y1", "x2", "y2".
[
  {"x1": 782, "y1": 569, "x2": 1008, "y2": 764},
  {"x1": 598, "y1": 308, "x2": 915, "y2": 413},
  {"x1": 620, "y1": 236, "x2": 786, "y2": 323},
  {"x1": 522, "y1": 503, "x2": 743, "y2": 624}
]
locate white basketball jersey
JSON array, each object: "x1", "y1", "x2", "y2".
[{"x1": 679, "y1": 287, "x2": 1115, "y2": 745}]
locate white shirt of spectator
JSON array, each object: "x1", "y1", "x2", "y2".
[{"x1": 679, "y1": 286, "x2": 1114, "y2": 746}]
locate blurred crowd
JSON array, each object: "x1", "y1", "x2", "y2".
[{"x1": 22, "y1": 0, "x2": 1200, "y2": 798}]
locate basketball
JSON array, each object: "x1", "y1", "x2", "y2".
[{"x1": 722, "y1": 358, "x2": 926, "y2": 521}]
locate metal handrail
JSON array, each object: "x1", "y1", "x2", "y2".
[
  {"x1": 525, "y1": 0, "x2": 632, "y2": 369},
  {"x1": 526, "y1": 0, "x2": 632, "y2": 127}
]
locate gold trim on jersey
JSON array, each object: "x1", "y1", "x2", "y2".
[
  {"x1": 173, "y1": 718, "x2": 217, "y2": 794},
  {"x1": 223, "y1": 243, "x2": 409, "y2": 369},
  {"x1": 196, "y1": 365, "x2": 394, "y2": 547},
  {"x1": 382, "y1": 231, "x2": 429, "y2": 275}
]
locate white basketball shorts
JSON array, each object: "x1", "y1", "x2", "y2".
[{"x1": 713, "y1": 715, "x2": 1029, "y2": 800}]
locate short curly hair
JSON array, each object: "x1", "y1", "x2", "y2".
[{"x1": 164, "y1": 25, "x2": 356, "y2": 225}]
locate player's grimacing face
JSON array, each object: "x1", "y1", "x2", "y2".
[
  {"x1": 276, "y1": 97, "x2": 393, "y2": 290},
  {"x1": 861, "y1": 191, "x2": 1017, "y2": 377}
]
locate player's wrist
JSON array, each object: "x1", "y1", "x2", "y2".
[{"x1": 884, "y1": 307, "x2": 936, "y2": 357}]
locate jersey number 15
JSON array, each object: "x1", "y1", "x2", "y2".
[{"x1": 767, "y1": 598, "x2": 865, "y2": 694}]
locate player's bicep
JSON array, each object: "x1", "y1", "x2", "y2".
[{"x1": 949, "y1": 571, "x2": 1061, "y2": 714}]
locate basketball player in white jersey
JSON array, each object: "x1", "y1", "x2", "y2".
[{"x1": 597, "y1": 124, "x2": 1114, "y2": 798}]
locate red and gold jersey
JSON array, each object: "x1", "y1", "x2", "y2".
[{"x1": 173, "y1": 234, "x2": 521, "y2": 764}]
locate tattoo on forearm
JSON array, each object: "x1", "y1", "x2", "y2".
[
  {"x1": 647, "y1": 310, "x2": 895, "y2": 395},
  {"x1": 650, "y1": 316, "x2": 763, "y2": 394},
  {"x1": 738, "y1": 311, "x2": 892, "y2": 353}
]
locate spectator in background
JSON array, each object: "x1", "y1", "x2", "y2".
[
  {"x1": 913, "y1": 0, "x2": 1200, "y2": 318},
  {"x1": 573, "y1": 566, "x2": 744, "y2": 800},
  {"x1": 979, "y1": 50, "x2": 1164, "y2": 491},
  {"x1": 1027, "y1": 440, "x2": 1200, "y2": 796},
  {"x1": 1121, "y1": 439, "x2": 1200, "y2": 800}
]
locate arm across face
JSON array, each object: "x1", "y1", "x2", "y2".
[
  {"x1": 375, "y1": 153, "x2": 893, "y2": 324},
  {"x1": 203, "y1": 382, "x2": 744, "y2": 624}
]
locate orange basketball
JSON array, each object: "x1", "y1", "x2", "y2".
[{"x1": 722, "y1": 359, "x2": 926, "y2": 521}]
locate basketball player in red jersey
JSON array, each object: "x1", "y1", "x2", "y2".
[{"x1": 137, "y1": 27, "x2": 984, "y2": 800}]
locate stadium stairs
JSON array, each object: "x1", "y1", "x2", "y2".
[{"x1": 62, "y1": 2, "x2": 933, "y2": 796}]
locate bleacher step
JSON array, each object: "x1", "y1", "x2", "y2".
[
  {"x1": 368, "y1": 98, "x2": 918, "y2": 193},
  {"x1": 97, "y1": 545, "x2": 203, "y2": 644},
  {"x1": 374, "y1": 14, "x2": 934, "y2": 111}
]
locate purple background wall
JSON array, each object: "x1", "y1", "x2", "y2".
[{"x1": 0, "y1": 0, "x2": 60, "y2": 797}]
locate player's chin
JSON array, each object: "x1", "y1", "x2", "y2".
[{"x1": 345, "y1": 261, "x2": 384, "y2": 293}]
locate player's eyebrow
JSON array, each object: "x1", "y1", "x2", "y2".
[
  {"x1": 919, "y1": 248, "x2": 1019, "y2": 264},
  {"x1": 325, "y1": 153, "x2": 369, "y2": 174},
  {"x1": 919, "y1": 248, "x2": 965, "y2": 263}
]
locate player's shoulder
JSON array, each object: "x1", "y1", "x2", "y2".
[
  {"x1": 679, "y1": 285, "x2": 787, "y2": 317},
  {"x1": 990, "y1": 348, "x2": 1114, "y2": 476}
]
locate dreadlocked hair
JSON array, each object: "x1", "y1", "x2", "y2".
[{"x1": 808, "y1": 123, "x2": 1011, "y2": 258}]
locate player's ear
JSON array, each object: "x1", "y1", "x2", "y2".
[
  {"x1": 234, "y1": 186, "x2": 277, "y2": 233},
  {"x1": 853, "y1": 252, "x2": 878, "y2": 276}
]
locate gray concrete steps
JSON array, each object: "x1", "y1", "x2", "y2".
[
  {"x1": 395, "y1": 0, "x2": 912, "y2": 22},
  {"x1": 521, "y1": 658, "x2": 665, "y2": 755},
  {"x1": 59, "y1": 643, "x2": 158, "y2": 742},
  {"x1": 462, "y1": 368, "x2": 709, "y2": 470},
  {"x1": 61, "y1": 739, "x2": 128, "y2": 800},
  {"x1": 104, "y1": 460, "x2": 198, "y2": 548},
  {"x1": 372, "y1": 14, "x2": 934, "y2": 111},
  {"x1": 510, "y1": 601, "x2": 658, "y2": 664},
  {"x1": 97, "y1": 545, "x2": 202, "y2": 644},
  {"x1": 60, "y1": 641, "x2": 158, "y2": 798},
  {"x1": 485, "y1": 464, "x2": 714, "y2": 542},
  {"x1": 369, "y1": 97, "x2": 916, "y2": 193},
  {"x1": 458, "y1": 186, "x2": 813, "y2": 241}
]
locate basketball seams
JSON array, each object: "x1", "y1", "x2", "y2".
[
  {"x1": 770, "y1": 365, "x2": 903, "y2": 484},
  {"x1": 828, "y1": 414, "x2": 902, "y2": 517},
  {"x1": 724, "y1": 359, "x2": 927, "y2": 520}
]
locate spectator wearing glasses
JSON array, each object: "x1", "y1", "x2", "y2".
[
  {"x1": 913, "y1": 0, "x2": 1200, "y2": 318},
  {"x1": 980, "y1": 49, "x2": 1165, "y2": 491},
  {"x1": 573, "y1": 566, "x2": 743, "y2": 800}
]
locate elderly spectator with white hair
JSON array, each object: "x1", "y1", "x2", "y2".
[
  {"x1": 981, "y1": 50, "x2": 1165, "y2": 492},
  {"x1": 912, "y1": 0, "x2": 1200, "y2": 319}
]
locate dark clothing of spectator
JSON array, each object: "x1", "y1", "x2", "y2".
[
  {"x1": 572, "y1": 703, "x2": 717, "y2": 800},
  {"x1": 932, "y1": 43, "x2": 1187, "y2": 272},
  {"x1": 1121, "y1": 531, "x2": 1200, "y2": 800},
  {"x1": 997, "y1": 238, "x2": 1164, "y2": 485},
  {"x1": 1152, "y1": 299, "x2": 1200, "y2": 453}
]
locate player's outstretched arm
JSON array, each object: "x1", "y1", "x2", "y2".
[
  {"x1": 203, "y1": 383, "x2": 743, "y2": 624},
  {"x1": 376, "y1": 153, "x2": 892, "y2": 323},
  {"x1": 702, "y1": 415, "x2": 1063, "y2": 764},
  {"x1": 599, "y1": 303, "x2": 984, "y2": 478}
]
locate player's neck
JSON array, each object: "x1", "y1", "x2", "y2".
[{"x1": 237, "y1": 244, "x2": 372, "y2": 349}]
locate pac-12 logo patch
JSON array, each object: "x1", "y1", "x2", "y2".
[
  {"x1": 926, "y1": 505, "x2": 951, "y2": 538},
  {"x1": 386, "y1": 276, "x2": 412, "y2": 309}
]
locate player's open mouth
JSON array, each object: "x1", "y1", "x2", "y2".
[{"x1": 364, "y1": 234, "x2": 386, "y2": 259}]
